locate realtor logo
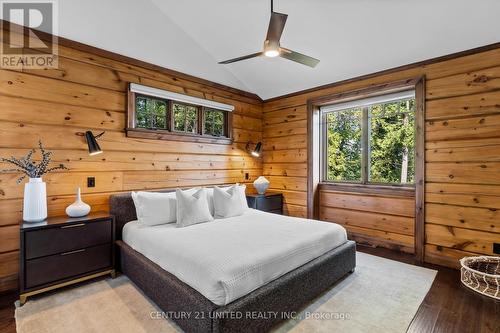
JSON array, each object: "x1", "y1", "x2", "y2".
[{"x1": 1, "y1": 0, "x2": 58, "y2": 69}]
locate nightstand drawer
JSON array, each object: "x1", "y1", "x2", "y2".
[
  {"x1": 25, "y1": 243, "x2": 112, "y2": 289},
  {"x1": 25, "y1": 220, "x2": 112, "y2": 260},
  {"x1": 256, "y1": 196, "x2": 282, "y2": 211}
]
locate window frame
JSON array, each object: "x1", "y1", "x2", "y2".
[
  {"x1": 127, "y1": 89, "x2": 233, "y2": 144},
  {"x1": 171, "y1": 100, "x2": 201, "y2": 135},
  {"x1": 202, "y1": 107, "x2": 229, "y2": 138},
  {"x1": 133, "y1": 93, "x2": 170, "y2": 131},
  {"x1": 320, "y1": 94, "x2": 416, "y2": 187},
  {"x1": 320, "y1": 106, "x2": 364, "y2": 184},
  {"x1": 306, "y1": 76, "x2": 425, "y2": 262}
]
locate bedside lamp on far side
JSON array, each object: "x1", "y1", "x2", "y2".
[{"x1": 246, "y1": 141, "x2": 262, "y2": 157}]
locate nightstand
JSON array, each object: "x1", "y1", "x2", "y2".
[
  {"x1": 246, "y1": 192, "x2": 283, "y2": 214},
  {"x1": 19, "y1": 212, "x2": 115, "y2": 305}
]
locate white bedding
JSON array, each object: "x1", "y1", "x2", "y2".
[{"x1": 122, "y1": 209, "x2": 347, "y2": 305}]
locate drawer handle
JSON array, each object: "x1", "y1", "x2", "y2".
[
  {"x1": 61, "y1": 249, "x2": 86, "y2": 256},
  {"x1": 60, "y1": 223, "x2": 85, "y2": 229}
]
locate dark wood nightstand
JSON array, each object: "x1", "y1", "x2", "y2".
[
  {"x1": 19, "y1": 212, "x2": 115, "y2": 305},
  {"x1": 246, "y1": 192, "x2": 283, "y2": 214}
]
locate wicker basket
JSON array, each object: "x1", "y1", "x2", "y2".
[{"x1": 460, "y1": 256, "x2": 500, "y2": 300}]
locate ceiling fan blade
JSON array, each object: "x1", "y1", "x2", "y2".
[
  {"x1": 218, "y1": 52, "x2": 264, "y2": 64},
  {"x1": 279, "y1": 47, "x2": 320, "y2": 68},
  {"x1": 266, "y1": 12, "x2": 288, "y2": 43}
]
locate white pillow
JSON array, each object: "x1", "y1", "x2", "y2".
[
  {"x1": 131, "y1": 191, "x2": 176, "y2": 226},
  {"x1": 176, "y1": 188, "x2": 214, "y2": 228},
  {"x1": 206, "y1": 184, "x2": 248, "y2": 216},
  {"x1": 205, "y1": 187, "x2": 217, "y2": 216},
  {"x1": 236, "y1": 184, "x2": 249, "y2": 210},
  {"x1": 213, "y1": 185, "x2": 247, "y2": 218}
]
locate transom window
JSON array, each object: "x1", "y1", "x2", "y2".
[
  {"x1": 203, "y1": 108, "x2": 226, "y2": 137},
  {"x1": 135, "y1": 95, "x2": 168, "y2": 130},
  {"x1": 127, "y1": 84, "x2": 232, "y2": 144},
  {"x1": 321, "y1": 90, "x2": 416, "y2": 186},
  {"x1": 173, "y1": 102, "x2": 198, "y2": 134}
]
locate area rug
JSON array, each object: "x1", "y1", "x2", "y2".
[{"x1": 15, "y1": 252, "x2": 436, "y2": 333}]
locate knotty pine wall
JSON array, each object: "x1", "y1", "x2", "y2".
[
  {"x1": 263, "y1": 47, "x2": 500, "y2": 268},
  {"x1": 320, "y1": 190, "x2": 416, "y2": 254},
  {"x1": 0, "y1": 35, "x2": 263, "y2": 292},
  {"x1": 1, "y1": 25, "x2": 499, "y2": 292}
]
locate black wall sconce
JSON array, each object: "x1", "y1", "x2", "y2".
[
  {"x1": 246, "y1": 141, "x2": 262, "y2": 157},
  {"x1": 85, "y1": 131, "x2": 105, "y2": 156}
]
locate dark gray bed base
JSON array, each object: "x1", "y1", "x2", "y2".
[{"x1": 110, "y1": 191, "x2": 356, "y2": 333}]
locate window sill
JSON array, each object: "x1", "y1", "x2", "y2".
[
  {"x1": 319, "y1": 182, "x2": 415, "y2": 197},
  {"x1": 126, "y1": 128, "x2": 233, "y2": 145}
]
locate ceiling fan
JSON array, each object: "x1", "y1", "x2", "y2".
[{"x1": 218, "y1": 0, "x2": 320, "y2": 68}]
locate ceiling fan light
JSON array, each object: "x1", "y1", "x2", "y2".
[{"x1": 264, "y1": 49, "x2": 280, "y2": 57}]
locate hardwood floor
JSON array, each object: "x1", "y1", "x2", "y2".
[
  {"x1": 0, "y1": 290, "x2": 15, "y2": 333},
  {"x1": 1, "y1": 247, "x2": 498, "y2": 333}
]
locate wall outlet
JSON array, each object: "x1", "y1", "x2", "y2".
[
  {"x1": 87, "y1": 177, "x2": 95, "y2": 188},
  {"x1": 494, "y1": 243, "x2": 500, "y2": 255},
  {"x1": 245, "y1": 172, "x2": 249, "y2": 180}
]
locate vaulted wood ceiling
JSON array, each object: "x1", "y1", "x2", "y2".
[{"x1": 49, "y1": 0, "x2": 500, "y2": 99}]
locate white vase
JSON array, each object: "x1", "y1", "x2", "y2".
[
  {"x1": 253, "y1": 176, "x2": 270, "y2": 195},
  {"x1": 23, "y1": 177, "x2": 47, "y2": 222},
  {"x1": 66, "y1": 187, "x2": 91, "y2": 217}
]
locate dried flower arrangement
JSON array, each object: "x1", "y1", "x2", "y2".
[{"x1": 0, "y1": 140, "x2": 68, "y2": 184}]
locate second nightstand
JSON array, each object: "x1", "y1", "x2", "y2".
[{"x1": 246, "y1": 192, "x2": 283, "y2": 214}]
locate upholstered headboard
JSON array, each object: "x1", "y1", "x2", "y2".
[{"x1": 109, "y1": 189, "x2": 176, "y2": 240}]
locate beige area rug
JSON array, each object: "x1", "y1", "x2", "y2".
[{"x1": 15, "y1": 252, "x2": 436, "y2": 333}]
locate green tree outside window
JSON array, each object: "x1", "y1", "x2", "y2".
[{"x1": 324, "y1": 97, "x2": 415, "y2": 185}]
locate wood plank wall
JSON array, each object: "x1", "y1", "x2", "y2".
[
  {"x1": 0, "y1": 31, "x2": 263, "y2": 292},
  {"x1": 319, "y1": 190, "x2": 416, "y2": 253},
  {"x1": 262, "y1": 47, "x2": 500, "y2": 268},
  {"x1": 1, "y1": 24, "x2": 498, "y2": 292}
]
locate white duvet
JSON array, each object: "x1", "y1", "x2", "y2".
[{"x1": 122, "y1": 209, "x2": 347, "y2": 305}]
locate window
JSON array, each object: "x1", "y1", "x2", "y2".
[
  {"x1": 321, "y1": 90, "x2": 415, "y2": 186},
  {"x1": 135, "y1": 95, "x2": 168, "y2": 130},
  {"x1": 173, "y1": 102, "x2": 198, "y2": 134},
  {"x1": 203, "y1": 108, "x2": 226, "y2": 137},
  {"x1": 127, "y1": 84, "x2": 233, "y2": 144},
  {"x1": 369, "y1": 98, "x2": 415, "y2": 184},
  {"x1": 324, "y1": 107, "x2": 363, "y2": 182}
]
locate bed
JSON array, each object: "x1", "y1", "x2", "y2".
[{"x1": 110, "y1": 190, "x2": 356, "y2": 333}]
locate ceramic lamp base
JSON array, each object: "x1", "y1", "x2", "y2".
[{"x1": 253, "y1": 176, "x2": 270, "y2": 195}]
